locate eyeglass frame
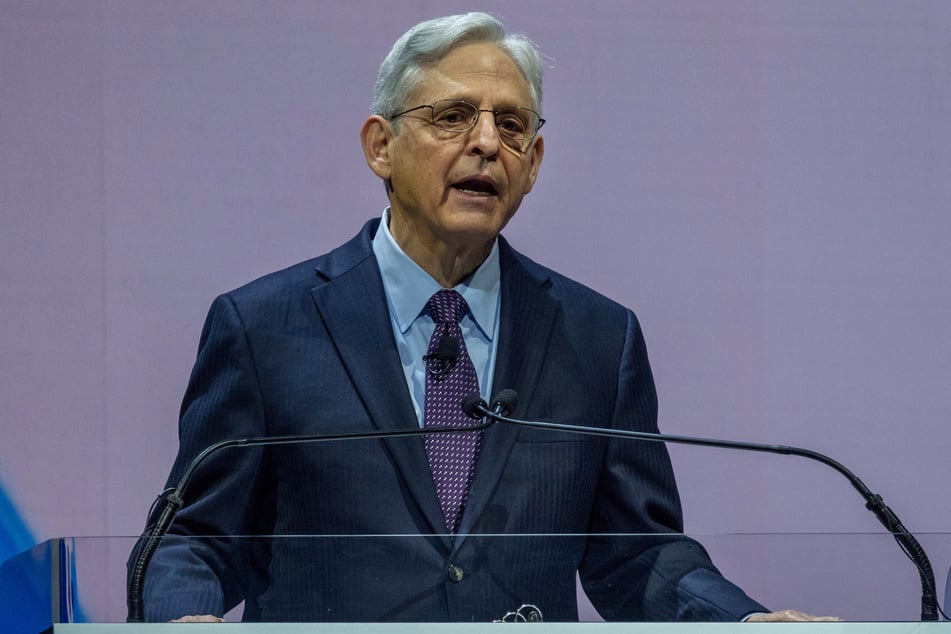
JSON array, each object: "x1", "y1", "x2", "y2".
[{"x1": 389, "y1": 99, "x2": 546, "y2": 142}]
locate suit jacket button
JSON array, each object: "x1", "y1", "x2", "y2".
[{"x1": 447, "y1": 564, "x2": 464, "y2": 582}]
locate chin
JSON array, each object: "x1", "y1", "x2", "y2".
[{"x1": 443, "y1": 213, "x2": 510, "y2": 244}]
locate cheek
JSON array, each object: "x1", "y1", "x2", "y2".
[
  {"x1": 404, "y1": 152, "x2": 449, "y2": 195},
  {"x1": 395, "y1": 163, "x2": 437, "y2": 201},
  {"x1": 507, "y1": 162, "x2": 537, "y2": 197}
]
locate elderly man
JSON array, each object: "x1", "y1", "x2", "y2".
[{"x1": 134, "y1": 12, "x2": 835, "y2": 623}]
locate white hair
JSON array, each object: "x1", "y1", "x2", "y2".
[{"x1": 372, "y1": 12, "x2": 544, "y2": 118}]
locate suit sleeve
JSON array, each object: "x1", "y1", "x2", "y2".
[
  {"x1": 578, "y1": 310, "x2": 768, "y2": 621},
  {"x1": 129, "y1": 293, "x2": 272, "y2": 621}
]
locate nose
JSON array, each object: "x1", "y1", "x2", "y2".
[{"x1": 467, "y1": 110, "x2": 500, "y2": 158}]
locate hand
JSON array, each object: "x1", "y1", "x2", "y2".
[
  {"x1": 170, "y1": 615, "x2": 226, "y2": 622},
  {"x1": 747, "y1": 609, "x2": 842, "y2": 622}
]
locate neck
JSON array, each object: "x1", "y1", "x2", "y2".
[
  {"x1": 406, "y1": 239, "x2": 492, "y2": 288},
  {"x1": 387, "y1": 218, "x2": 494, "y2": 288}
]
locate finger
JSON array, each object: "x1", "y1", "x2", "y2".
[
  {"x1": 748, "y1": 609, "x2": 842, "y2": 622},
  {"x1": 170, "y1": 615, "x2": 226, "y2": 623}
]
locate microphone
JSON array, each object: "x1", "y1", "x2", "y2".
[
  {"x1": 127, "y1": 416, "x2": 494, "y2": 622},
  {"x1": 464, "y1": 390, "x2": 940, "y2": 622},
  {"x1": 462, "y1": 389, "x2": 516, "y2": 419},
  {"x1": 423, "y1": 334, "x2": 458, "y2": 376}
]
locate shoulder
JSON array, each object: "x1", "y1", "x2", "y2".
[
  {"x1": 221, "y1": 219, "x2": 379, "y2": 310},
  {"x1": 500, "y1": 237, "x2": 636, "y2": 327}
]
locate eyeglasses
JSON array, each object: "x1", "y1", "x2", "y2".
[{"x1": 391, "y1": 99, "x2": 545, "y2": 142}]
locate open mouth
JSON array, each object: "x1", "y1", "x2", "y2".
[{"x1": 452, "y1": 179, "x2": 499, "y2": 196}]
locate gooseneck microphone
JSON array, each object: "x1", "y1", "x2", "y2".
[
  {"x1": 463, "y1": 389, "x2": 940, "y2": 622},
  {"x1": 127, "y1": 417, "x2": 493, "y2": 622}
]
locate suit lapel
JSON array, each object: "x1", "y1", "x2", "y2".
[
  {"x1": 310, "y1": 225, "x2": 560, "y2": 540},
  {"x1": 455, "y1": 242, "x2": 559, "y2": 538},
  {"x1": 309, "y1": 221, "x2": 445, "y2": 534}
]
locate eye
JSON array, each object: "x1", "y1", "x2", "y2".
[
  {"x1": 495, "y1": 111, "x2": 529, "y2": 137},
  {"x1": 433, "y1": 103, "x2": 476, "y2": 129}
]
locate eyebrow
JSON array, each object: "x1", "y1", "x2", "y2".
[{"x1": 434, "y1": 97, "x2": 534, "y2": 111}]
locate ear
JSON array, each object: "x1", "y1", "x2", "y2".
[
  {"x1": 524, "y1": 133, "x2": 545, "y2": 193},
  {"x1": 360, "y1": 115, "x2": 394, "y2": 181}
]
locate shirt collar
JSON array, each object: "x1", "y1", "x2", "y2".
[{"x1": 372, "y1": 208, "x2": 500, "y2": 339}]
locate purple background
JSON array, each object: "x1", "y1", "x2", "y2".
[{"x1": 2, "y1": 0, "x2": 949, "y2": 620}]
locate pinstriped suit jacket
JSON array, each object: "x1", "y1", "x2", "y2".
[{"x1": 137, "y1": 218, "x2": 766, "y2": 622}]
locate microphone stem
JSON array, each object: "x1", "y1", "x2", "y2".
[
  {"x1": 127, "y1": 420, "x2": 494, "y2": 622},
  {"x1": 479, "y1": 407, "x2": 939, "y2": 621}
]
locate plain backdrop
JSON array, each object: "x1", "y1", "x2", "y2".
[{"x1": 2, "y1": 0, "x2": 949, "y2": 621}]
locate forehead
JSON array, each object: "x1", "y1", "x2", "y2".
[{"x1": 411, "y1": 42, "x2": 534, "y2": 107}]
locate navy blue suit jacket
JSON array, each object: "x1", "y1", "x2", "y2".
[{"x1": 139, "y1": 219, "x2": 766, "y2": 622}]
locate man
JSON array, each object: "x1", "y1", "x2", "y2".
[{"x1": 135, "y1": 12, "x2": 835, "y2": 623}]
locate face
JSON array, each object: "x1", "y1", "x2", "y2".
[{"x1": 362, "y1": 42, "x2": 544, "y2": 262}]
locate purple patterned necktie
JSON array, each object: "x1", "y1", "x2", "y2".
[{"x1": 423, "y1": 289, "x2": 482, "y2": 533}]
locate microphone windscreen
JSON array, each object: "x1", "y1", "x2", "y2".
[
  {"x1": 437, "y1": 335, "x2": 458, "y2": 361},
  {"x1": 492, "y1": 389, "x2": 518, "y2": 415},
  {"x1": 461, "y1": 393, "x2": 487, "y2": 419}
]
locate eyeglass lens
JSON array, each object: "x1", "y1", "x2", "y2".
[{"x1": 431, "y1": 100, "x2": 540, "y2": 140}]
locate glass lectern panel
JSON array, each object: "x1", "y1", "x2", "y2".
[{"x1": 0, "y1": 533, "x2": 948, "y2": 628}]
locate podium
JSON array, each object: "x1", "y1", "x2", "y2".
[
  {"x1": 37, "y1": 624, "x2": 951, "y2": 633},
  {"x1": 2, "y1": 533, "x2": 949, "y2": 632}
]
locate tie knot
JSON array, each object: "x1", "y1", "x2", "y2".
[{"x1": 427, "y1": 289, "x2": 468, "y2": 325}]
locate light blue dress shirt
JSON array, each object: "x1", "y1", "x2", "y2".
[{"x1": 372, "y1": 209, "x2": 500, "y2": 425}]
